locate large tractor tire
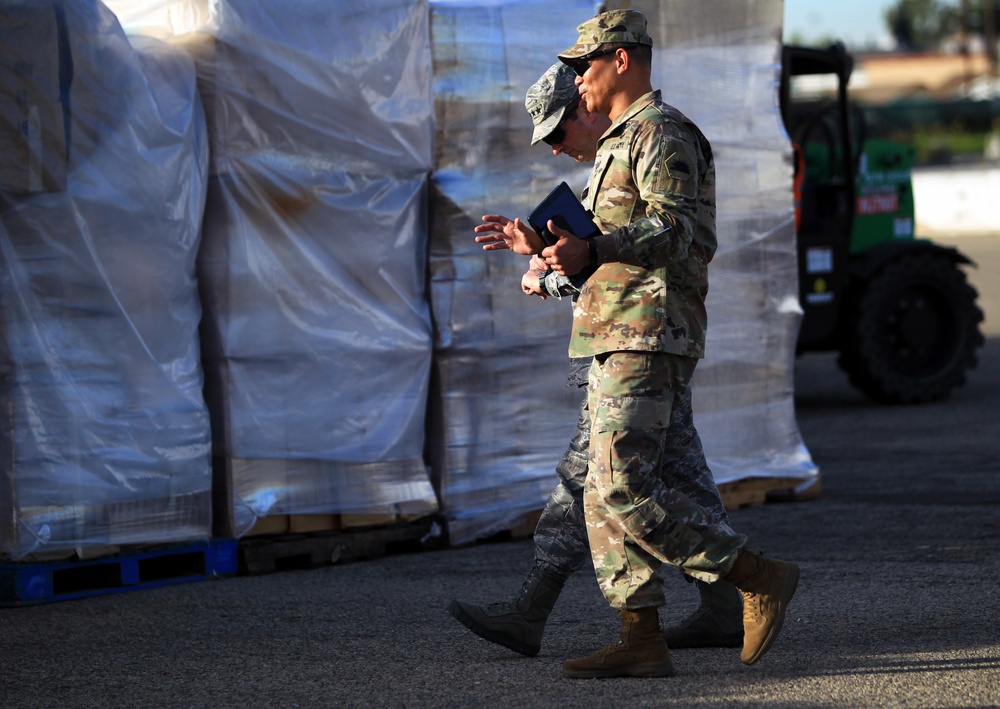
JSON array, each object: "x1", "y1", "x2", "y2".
[{"x1": 837, "y1": 251, "x2": 984, "y2": 404}]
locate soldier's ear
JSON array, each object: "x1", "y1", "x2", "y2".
[{"x1": 615, "y1": 47, "x2": 629, "y2": 74}]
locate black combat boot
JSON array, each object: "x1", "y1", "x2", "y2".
[
  {"x1": 448, "y1": 563, "x2": 567, "y2": 657},
  {"x1": 662, "y1": 579, "x2": 744, "y2": 648}
]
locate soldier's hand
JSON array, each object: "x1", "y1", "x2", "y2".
[
  {"x1": 475, "y1": 215, "x2": 544, "y2": 255},
  {"x1": 542, "y1": 220, "x2": 590, "y2": 276},
  {"x1": 521, "y1": 268, "x2": 548, "y2": 299},
  {"x1": 529, "y1": 254, "x2": 550, "y2": 272}
]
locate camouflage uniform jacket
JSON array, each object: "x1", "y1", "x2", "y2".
[{"x1": 569, "y1": 90, "x2": 717, "y2": 359}]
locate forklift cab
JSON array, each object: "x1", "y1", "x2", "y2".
[{"x1": 779, "y1": 43, "x2": 858, "y2": 350}]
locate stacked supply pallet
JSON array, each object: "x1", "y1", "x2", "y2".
[
  {"x1": 185, "y1": 0, "x2": 440, "y2": 541},
  {"x1": 0, "y1": 0, "x2": 213, "y2": 562}
]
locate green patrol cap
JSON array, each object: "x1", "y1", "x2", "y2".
[
  {"x1": 525, "y1": 63, "x2": 579, "y2": 145},
  {"x1": 557, "y1": 9, "x2": 652, "y2": 61}
]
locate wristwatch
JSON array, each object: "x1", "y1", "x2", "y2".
[
  {"x1": 536, "y1": 269, "x2": 550, "y2": 296},
  {"x1": 587, "y1": 237, "x2": 599, "y2": 266}
]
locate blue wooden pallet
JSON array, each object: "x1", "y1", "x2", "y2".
[{"x1": 0, "y1": 538, "x2": 238, "y2": 607}]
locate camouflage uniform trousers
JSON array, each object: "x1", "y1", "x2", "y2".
[
  {"x1": 584, "y1": 350, "x2": 747, "y2": 609},
  {"x1": 532, "y1": 356, "x2": 733, "y2": 585}
]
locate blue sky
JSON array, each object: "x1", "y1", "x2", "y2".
[{"x1": 784, "y1": 0, "x2": 958, "y2": 48}]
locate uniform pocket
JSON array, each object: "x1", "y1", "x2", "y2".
[
  {"x1": 589, "y1": 351, "x2": 677, "y2": 434},
  {"x1": 591, "y1": 392, "x2": 674, "y2": 433}
]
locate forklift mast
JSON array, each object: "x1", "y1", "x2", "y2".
[{"x1": 780, "y1": 43, "x2": 858, "y2": 350}]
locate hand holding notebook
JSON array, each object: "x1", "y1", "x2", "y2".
[{"x1": 527, "y1": 181, "x2": 601, "y2": 247}]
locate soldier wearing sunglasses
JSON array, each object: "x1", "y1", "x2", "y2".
[
  {"x1": 470, "y1": 10, "x2": 801, "y2": 679},
  {"x1": 453, "y1": 61, "x2": 744, "y2": 664}
]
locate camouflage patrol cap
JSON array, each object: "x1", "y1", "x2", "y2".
[
  {"x1": 525, "y1": 63, "x2": 580, "y2": 145},
  {"x1": 557, "y1": 9, "x2": 652, "y2": 61}
]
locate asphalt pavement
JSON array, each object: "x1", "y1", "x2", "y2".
[{"x1": 1, "y1": 234, "x2": 998, "y2": 708}]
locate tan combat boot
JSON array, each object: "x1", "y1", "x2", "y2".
[
  {"x1": 563, "y1": 607, "x2": 675, "y2": 679},
  {"x1": 723, "y1": 549, "x2": 800, "y2": 665}
]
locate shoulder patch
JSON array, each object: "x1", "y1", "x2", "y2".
[{"x1": 666, "y1": 154, "x2": 692, "y2": 181}]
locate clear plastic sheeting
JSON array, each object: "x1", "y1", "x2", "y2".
[
  {"x1": 177, "y1": 1, "x2": 438, "y2": 534},
  {"x1": 429, "y1": 0, "x2": 817, "y2": 544},
  {"x1": 0, "y1": 1, "x2": 212, "y2": 559},
  {"x1": 641, "y1": 2, "x2": 818, "y2": 484},
  {"x1": 102, "y1": 0, "x2": 211, "y2": 39},
  {"x1": 427, "y1": 0, "x2": 603, "y2": 545},
  {"x1": 97, "y1": 0, "x2": 817, "y2": 547}
]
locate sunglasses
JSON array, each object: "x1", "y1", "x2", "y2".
[
  {"x1": 567, "y1": 47, "x2": 620, "y2": 77},
  {"x1": 542, "y1": 100, "x2": 579, "y2": 146}
]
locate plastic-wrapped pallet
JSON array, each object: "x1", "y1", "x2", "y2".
[
  {"x1": 0, "y1": 0, "x2": 212, "y2": 559},
  {"x1": 636, "y1": 1, "x2": 818, "y2": 485},
  {"x1": 170, "y1": 1, "x2": 439, "y2": 536},
  {"x1": 427, "y1": 0, "x2": 817, "y2": 544},
  {"x1": 426, "y1": 0, "x2": 601, "y2": 544}
]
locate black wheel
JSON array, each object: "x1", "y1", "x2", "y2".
[{"x1": 837, "y1": 252, "x2": 984, "y2": 404}]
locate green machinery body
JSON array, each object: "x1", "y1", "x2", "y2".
[{"x1": 782, "y1": 44, "x2": 983, "y2": 403}]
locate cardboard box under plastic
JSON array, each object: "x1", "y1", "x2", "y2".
[
  {"x1": 0, "y1": 0, "x2": 68, "y2": 193},
  {"x1": 211, "y1": 456, "x2": 438, "y2": 538}
]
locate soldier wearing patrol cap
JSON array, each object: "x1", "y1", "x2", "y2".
[
  {"x1": 453, "y1": 63, "x2": 746, "y2": 661},
  {"x1": 562, "y1": 8, "x2": 800, "y2": 680},
  {"x1": 454, "y1": 63, "x2": 746, "y2": 657},
  {"x1": 525, "y1": 62, "x2": 581, "y2": 146},
  {"x1": 477, "y1": 9, "x2": 801, "y2": 679}
]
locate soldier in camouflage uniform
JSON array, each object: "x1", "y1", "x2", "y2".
[
  {"x1": 449, "y1": 63, "x2": 744, "y2": 659},
  {"x1": 480, "y1": 11, "x2": 801, "y2": 678}
]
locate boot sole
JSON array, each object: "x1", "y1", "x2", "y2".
[
  {"x1": 447, "y1": 600, "x2": 540, "y2": 657},
  {"x1": 563, "y1": 660, "x2": 676, "y2": 679},
  {"x1": 741, "y1": 563, "x2": 800, "y2": 666}
]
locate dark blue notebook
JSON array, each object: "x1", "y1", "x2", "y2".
[{"x1": 528, "y1": 181, "x2": 600, "y2": 247}]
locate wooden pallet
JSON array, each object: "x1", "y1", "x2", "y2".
[
  {"x1": 719, "y1": 475, "x2": 821, "y2": 510},
  {"x1": 765, "y1": 474, "x2": 823, "y2": 503},
  {"x1": 239, "y1": 510, "x2": 432, "y2": 538},
  {"x1": 237, "y1": 517, "x2": 437, "y2": 574},
  {"x1": 480, "y1": 509, "x2": 544, "y2": 542},
  {"x1": 0, "y1": 538, "x2": 238, "y2": 607}
]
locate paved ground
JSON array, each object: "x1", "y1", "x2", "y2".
[
  {"x1": 1, "y1": 235, "x2": 998, "y2": 708},
  {"x1": 943, "y1": 232, "x2": 1000, "y2": 337}
]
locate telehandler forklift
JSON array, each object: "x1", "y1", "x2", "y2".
[{"x1": 780, "y1": 43, "x2": 984, "y2": 403}]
